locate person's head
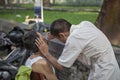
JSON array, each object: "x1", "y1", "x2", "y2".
[
  {"x1": 23, "y1": 31, "x2": 39, "y2": 53},
  {"x1": 50, "y1": 19, "x2": 71, "y2": 43}
]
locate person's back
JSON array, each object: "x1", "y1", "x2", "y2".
[
  {"x1": 69, "y1": 21, "x2": 120, "y2": 80},
  {"x1": 23, "y1": 31, "x2": 58, "y2": 80}
]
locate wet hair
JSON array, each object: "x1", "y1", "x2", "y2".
[
  {"x1": 50, "y1": 19, "x2": 72, "y2": 37},
  {"x1": 8, "y1": 26, "x2": 24, "y2": 47},
  {"x1": 23, "y1": 31, "x2": 39, "y2": 53}
]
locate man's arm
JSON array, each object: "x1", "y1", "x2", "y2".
[
  {"x1": 35, "y1": 32, "x2": 63, "y2": 70},
  {"x1": 44, "y1": 52, "x2": 63, "y2": 70}
]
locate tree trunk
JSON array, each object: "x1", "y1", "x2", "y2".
[
  {"x1": 0, "y1": 0, "x2": 6, "y2": 9},
  {"x1": 95, "y1": 0, "x2": 120, "y2": 46},
  {"x1": 43, "y1": 0, "x2": 50, "y2": 7}
]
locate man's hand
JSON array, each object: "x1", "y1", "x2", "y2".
[
  {"x1": 35, "y1": 32, "x2": 64, "y2": 70},
  {"x1": 35, "y1": 32, "x2": 49, "y2": 56}
]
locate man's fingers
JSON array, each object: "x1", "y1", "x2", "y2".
[
  {"x1": 35, "y1": 39, "x2": 40, "y2": 46},
  {"x1": 37, "y1": 32, "x2": 40, "y2": 37},
  {"x1": 35, "y1": 41, "x2": 39, "y2": 48},
  {"x1": 37, "y1": 32, "x2": 45, "y2": 43},
  {"x1": 35, "y1": 37, "x2": 45, "y2": 48},
  {"x1": 37, "y1": 32, "x2": 45, "y2": 39}
]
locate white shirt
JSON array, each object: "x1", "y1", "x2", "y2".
[
  {"x1": 25, "y1": 56, "x2": 44, "y2": 68},
  {"x1": 25, "y1": 55, "x2": 55, "y2": 73},
  {"x1": 58, "y1": 21, "x2": 120, "y2": 80}
]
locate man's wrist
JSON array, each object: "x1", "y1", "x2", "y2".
[{"x1": 44, "y1": 52, "x2": 50, "y2": 58}]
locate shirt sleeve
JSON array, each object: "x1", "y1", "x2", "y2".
[{"x1": 58, "y1": 33, "x2": 87, "y2": 68}]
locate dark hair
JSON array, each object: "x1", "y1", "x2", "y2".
[
  {"x1": 23, "y1": 31, "x2": 39, "y2": 53},
  {"x1": 8, "y1": 26, "x2": 24, "y2": 47},
  {"x1": 50, "y1": 19, "x2": 72, "y2": 36}
]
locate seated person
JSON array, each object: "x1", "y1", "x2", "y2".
[{"x1": 23, "y1": 31, "x2": 58, "y2": 80}]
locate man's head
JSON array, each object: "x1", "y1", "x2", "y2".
[
  {"x1": 50, "y1": 19, "x2": 71, "y2": 43},
  {"x1": 23, "y1": 31, "x2": 39, "y2": 53}
]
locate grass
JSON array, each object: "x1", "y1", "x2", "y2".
[
  {"x1": 0, "y1": 4, "x2": 100, "y2": 24},
  {"x1": 0, "y1": 9, "x2": 33, "y2": 23},
  {"x1": 0, "y1": 9, "x2": 99, "y2": 24},
  {"x1": 44, "y1": 10, "x2": 98, "y2": 24}
]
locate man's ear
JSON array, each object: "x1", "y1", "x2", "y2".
[{"x1": 59, "y1": 33, "x2": 65, "y2": 38}]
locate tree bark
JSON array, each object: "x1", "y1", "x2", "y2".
[
  {"x1": 0, "y1": 0, "x2": 6, "y2": 9},
  {"x1": 95, "y1": 0, "x2": 120, "y2": 46},
  {"x1": 43, "y1": 0, "x2": 50, "y2": 7}
]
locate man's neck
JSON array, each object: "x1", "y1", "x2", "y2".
[
  {"x1": 30, "y1": 52, "x2": 43, "y2": 59},
  {"x1": 34, "y1": 52, "x2": 42, "y2": 56}
]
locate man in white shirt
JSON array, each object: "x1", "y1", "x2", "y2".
[{"x1": 36, "y1": 19, "x2": 120, "y2": 80}]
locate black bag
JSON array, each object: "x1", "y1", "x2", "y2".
[
  {"x1": 8, "y1": 26, "x2": 24, "y2": 47},
  {"x1": 0, "y1": 31, "x2": 13, "y2": 54},
  {"x1": 0, "y1": 31, "x2": 13, "y2": 47}
]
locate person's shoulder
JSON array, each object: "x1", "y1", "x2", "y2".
[
  {"x1": 80, "y1": 21, "x2": 93, "y2": 25},
  {"x1": 32, "y1": 59, "x2": 48, "y2": 71},
  {"x1": 35, "y1": 59, "x2": 48, "y2": 66},
  {"x1": 79, "y1": 21, "x2": 95, "y2": 28},
  {"x1": 31, "y1": 59, "x2": 48, "y2": 74}
]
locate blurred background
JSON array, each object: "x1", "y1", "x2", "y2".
[{"x1": 0, "y1": 0, "x2": 103, "y2": 24}]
